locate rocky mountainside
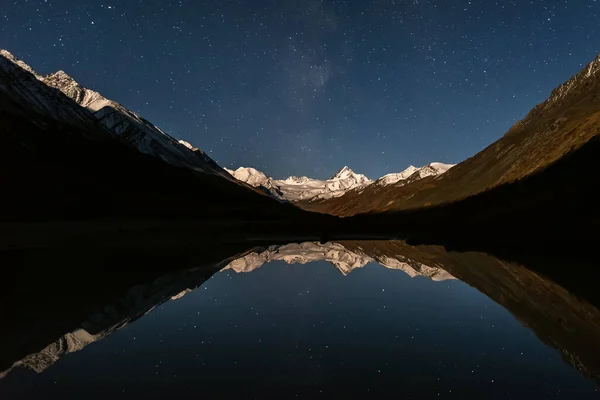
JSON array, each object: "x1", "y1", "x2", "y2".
[
  {"x1": 0, "y1": 247, "x2": 239, "y2": 379},
  {"x1": 225, "y1": 165, "x2": 372, "y2": 201},
  {"x1": 42, "y1": 68, "x2": 226, "y2": 176},
  {"x1": 1, "y1": 49, "x2": 230, "y2": 177},
  {"x1": 0, "y1": 50, "x2": 229, "y2": 177},
  {"x1": 0, "y1": 240, "x2": 452, "y2": 379},
  {"x1": 226, "y1": 163, "x2": 454, "y2": 202},
  {"x1": 221, "y1": 241, "x2": 455, "y2": 280},
  {"x1": 0, "y1": 50, "x2": 108, "y2": 138},
  {"x1": 0, "y1": 49, "x2": 312, "y2": 222},
  {"x1": 305, "y1": 53, "x2": 600, "y2": 216}
]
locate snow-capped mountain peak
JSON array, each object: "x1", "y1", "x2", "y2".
[
  {"x1": 225, "y1": 165, "x2": 373, "y2": 201},
  {"x1": 0, "y1": 50, "x2": 40, "y2": 77},
  {"x1": 36, "y1": 62, "x2": 227, "y2": 175},
  {"x1": 178, "y1": 140, "x2": 196, "y2": 151},
  {"x1": 403, "y1": 162, "x2": 455, "y2": 184},
  {"x1": 224, "y1": 167, "x2": 269, "y2": 187},
  {"x1": 1, "y1": 49, "x2": 455, "y2": 199},
  {"x1": 331, "y1": 166, "x2": 352, "y2": 179},
  {"x1": 0, "y1": 49, "x2": 230, "y2": 176},
  {"x1": 516, "y1": 53, "x2": 600, "y2": 128},
  {"x1": 0, "y1": 50, "x2": 109, "y2": 136},
  {"x1": 43, "y1": 70, "x2": 111, "y2": 112},
  {"x1": 283, "y1": 176, "x2": 312, "y2": 184},
  {"x1": 225, "y1": 161, "x2": 454, "y2": 202},
  {"x1": 45, "y1": 70, "x2": 76, "y2": 84},
  {"x1": 221, "y1": 241, "x2": 455, "y2": 280},
  {"x1": 428, "y1": 162, "x2": 455, "y2": 173},
  {"x1": 375, "y1": 165, "x2": 419, "y2": 186}
]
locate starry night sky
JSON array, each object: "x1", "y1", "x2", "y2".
[{"x1": 1, "y1": 1, "x2": 599, "y2": 179}]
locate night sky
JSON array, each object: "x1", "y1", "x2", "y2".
[{"x1": 1, "y1": 1, "x2": 599, "y2": 179}]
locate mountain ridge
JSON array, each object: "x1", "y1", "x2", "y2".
[
  {"x1": 221, "y1": 241, "x2": 455, "y2": 279},
  {"x1": 0, "y1": 49, "x2": 322, "y2": 223},
  {"x1": 0, "y1": 241, "x2": 453, "y2": 379},
  {"x1": 0, "y1": 49, "x2": 229, "y2": 176},
  {"x1": 41, "y1": 66, "x2": 227, "y2": 176},
  {"x1": 305, "y1": 52, "x2": 600, "y2": 217},
  {"x1": 0, "y1": 50, "x2": 110, "y2": 138},
  {"x1": 226, "y1": 163, "x2": 454, "y2": 202}
]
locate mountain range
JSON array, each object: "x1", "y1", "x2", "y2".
[
  {"x1": 221, "y1": 241, "x2": 454, "y2": 279},
  {"x1": 225, "y1": 163, "x2": 454, "y2": 202},
  {"x1": 1, "y1": 48, "x2": 599, "y2": 247},
  {"x1": 0, "y1": 49, "x2": 317, "y2": 225},
  {"x1": 0, "y1": 241, "x2": 452, "y2": 378},
  {"x1": 3, "y1": 240, "x2": 600, "y2": 386},
  {"x1": 1, "y1": 45, "x2": 600, "y2": 395},
  {"x1": 42, "y1": 68, "x2": 227, "y2": 176},
  {"x1": 306, "y1": 54, "x2": 600, "y2": 217},
  {"x1": 0, "y1": 49, "x2": 224, "y2": 175},
  {"x1": 2, "y1": 50, "x2": 456, "y2": 205},
  {"x1": 0, "y1": 48, "x2": 453, "y2": 223},
  {"x1": 0, "y1": 49, "x2": 453, "y2": 206}
]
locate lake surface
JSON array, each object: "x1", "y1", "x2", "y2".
[{"x1": 1, "y1": 241, "x2": 599, "y2": 399}]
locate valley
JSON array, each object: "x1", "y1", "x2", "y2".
[
  {"x1": 1, "y1": 50, "x2": 599, "y2": 251},
  {"x1": 2, "y1": 0, "x2": 600, "y2": 397}
]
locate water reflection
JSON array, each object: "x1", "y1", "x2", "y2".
[
  {"x1": 221, "y1": 242, "x2": 454, "y2": 280},
  {"x1": 1, "y1": 240, "x2": 599, "y2": 398}
]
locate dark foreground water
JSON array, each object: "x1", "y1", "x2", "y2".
[{"x1": 1, "y1": 241, "x2": 599, "y2": 399}]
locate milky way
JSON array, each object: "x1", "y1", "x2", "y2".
[{"x1": 1, "y1": 0, "x2": 599, "y2": 178}]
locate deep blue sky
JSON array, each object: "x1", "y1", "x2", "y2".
[{"x1": 1, "y1": 1, "x2": 599, "y2": 179}]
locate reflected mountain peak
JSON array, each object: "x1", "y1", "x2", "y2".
[
  {"x1": 375, "y1": 254, "x2": 455, "y2": 281},
  {"x1": 2, "y1": 240, "x2": 600, "y2": 397},
  {"x1": 0, "y1": 329, "x2": 100, "y2": 379},
  {"x1": 221, "y1": 241, "x2": 455, "y2": 280}
]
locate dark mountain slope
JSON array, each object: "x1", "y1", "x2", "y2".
[
  {"x1": 0, "y1": 51, "x2": 336, "y2": 231},
  {"x1": 340, "y1": 240, "x2": 600, "y2": 386},
  {"x1": 305, "y1": 54, "x2": 600, "y2": 217},
  {"x1": 329, "y1": 132, "x2": 600, "y2": 246},
  {"x1": 0, "y1": 97, "x2": 318, "y2": 223}
]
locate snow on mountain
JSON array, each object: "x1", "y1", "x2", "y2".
[
  {"x1": 43, "y1": 70, "x2": 112, "y2": 112},
  {"x1": 539, "y1": 54, "x2": 600, "y2": 111},
  {"x1": 0, "y1": 329, "x2": 101, "y2": 378},
  {"x1": 42, "y1": 68, "x2": 226, "y2": 175},
  {"x1": 2, "y1": 242, "x2": 452, "y2": 379},
  {"x1": 0, "y1": 252, "x2": 231, "y2": 379},
  {"x1": 403, "y1": 162, "x2": 455, "y2": 184},
  {"x1": 373, "y1": 163, "x2": 454, "y2": 188},
  {"x1": 222, "y1": 242, "x2": 371, "y2": 275},
  {"x1": 0, "y1": 49, "x2": 227, "y2": 176},
  {"x1": 374, "y1": 165, "x2": 419, "y2": 186},
  {"x1": 226, "y1": 162, "x2": 454, "y2": 202},
  {"x1": 221, "y1": 241, "x2": 455, "y2": 280},
  {"x1": 225, "y1": 167, "x2": 269, "y2": 187},
  {"x1": 224, "y1": 166, "x2": 372, "y2": 202},
  {"x1": 1, "y1": 48, "x2": 455, "y2": 193},
  {"x1": 330, "y1": 166, "x2": 369, "y2": 182},
  {"x1": 376, "y1": 255, "x2": 455, "y2": 281},
  {"x1": 510, "y1": 54, "x2": 600, "y2": 135},
  {"x1": 0, "y1": 50, "x2": 108, "y2": 137},
  {"x1": 325, "y1": 166, "x2": 371, "y2": 192},
  {"x1": 0, "y1": 49, "x2": 38, "y2": 76}
]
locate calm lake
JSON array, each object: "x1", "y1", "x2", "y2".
[{"x1": 1, "y1": 241, "x2": 599, "y2": 399}]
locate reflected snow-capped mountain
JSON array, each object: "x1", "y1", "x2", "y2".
[
  {"x1": 4, "y1": 240, "x2": 600, "y2": 390},
  {"x1": 0, "y1": 242, "x2": 452, "y2": 379},
  {"x1": 221, "y1": 241, "x2": 455, "y2": 280}
]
